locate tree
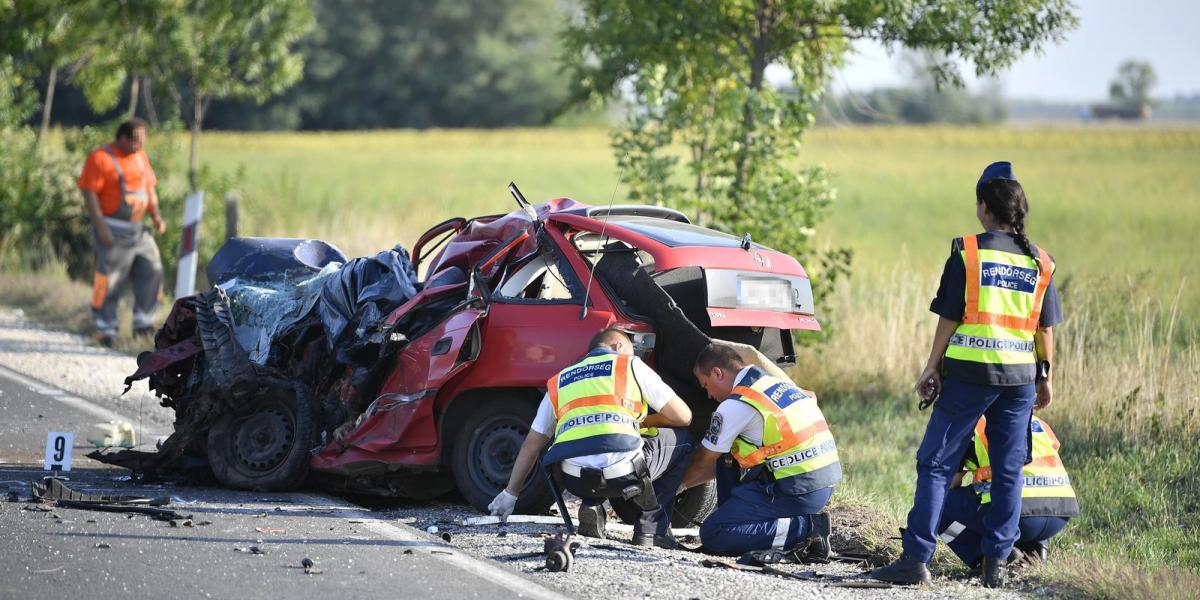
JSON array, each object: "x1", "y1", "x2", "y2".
[
  {"x1": 0, "y1": 1, "x2": 134, "y2": 143},
  {"x1": 206, "y1": 0, "x2": 570, "y2": 131},
  {"x1": 1108, "y1": 60, "x2": 1156, "y2": 109},
  {"x1": 142, "y1": 0, "x2": 313, "y2": 189},
  {"x1": 564, "y1": 0, "x2": 1076, "y2": 298}
]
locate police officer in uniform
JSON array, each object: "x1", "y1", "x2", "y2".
[
  {"x1": 938, "y1": 414, "x2": 1079, "y2": 569},
  {"x1": 489, "y1": 328, "x2": 694, "y2": 548},
  {"x1": 872, "y1": 161, "x2": 1063, "y2": 587},
  {"x1": 681, "y1": 343, "x2": 839, "y2": 558}
]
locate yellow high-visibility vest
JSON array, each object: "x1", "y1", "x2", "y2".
[
  {"x1": 542, "y1": 352, "x2": 645, "y2": 465},
  {"x1": 944, "y1": 234, "x2": 1053, "y2": 383},
  {"x1": 728, "y1": 367, "x2": 841, "y2": 495},
  {"x1": 966, "y1": 415, "x2": 1079, "y2": 517}
]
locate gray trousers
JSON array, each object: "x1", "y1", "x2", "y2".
[{"x1": 91, "y1": 221, "x2": 163, "y2": 336}]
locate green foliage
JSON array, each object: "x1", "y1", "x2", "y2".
[
  {"x1": 205, "y1": 0, "x2": 571, "y2": 130},
  {"x1": 1109, "y1": 59, "x2": 1157, "y2": 108},
  {"x1": 0, "y1": 129, "x2": 90, "y2": 276},
  {"x1": 143, "y1": 0, "x2": 312, "y2": 107},
  {"x1": 564, "y1": 0, "x2": 1077, "y2": 299}
]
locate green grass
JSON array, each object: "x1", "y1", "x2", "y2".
[
  {"x1": 803, "y1": 126, "x2": 1200, "y2": 317},
  {"x1": 190, "y1": 126, "x2": 1200, "y2": 316}
]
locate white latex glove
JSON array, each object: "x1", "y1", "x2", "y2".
[{"x1": 488, "y1": 489, "x2": 518, "y2": 522}]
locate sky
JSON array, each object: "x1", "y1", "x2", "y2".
[{"x1": 831, "y1": 0, "x2": 1200, "y2": 102}]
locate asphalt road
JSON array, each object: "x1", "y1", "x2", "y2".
[{"x1": 0, "y1": 373, "x2": 563, "y2": 600}]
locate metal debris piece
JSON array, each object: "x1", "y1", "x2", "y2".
[
  {"x1": 460, "y1": 515, "x2": 570, "y2": 527},
  {"x1": 256, "y1": 526, "x2": 286, "y2": 534},
  {"x1": 31, "y1": 477, "x2": 167, "y2": 506},
  {"x1": 95, "y1": 543, "x2": 111, "y2": 549},
  {"x1": 57, "y1": 499, "x2": 188, "y2": 522}
]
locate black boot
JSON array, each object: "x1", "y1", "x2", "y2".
[
  {"x1": 633, "y1": 531, "x2": 681, "y2": 549},
  {"x1": 871, "y1": 554, "x2": 932, "y2": 585},
  {"x1": 801, "y1": 512, "x2": 832, "y2": 563},
  {"x1": 981, "y1": 555, "x2": 1007, "y2": 588},
  {"x1": 577, "y1": 503, "x2": 607, "y2": 539}
]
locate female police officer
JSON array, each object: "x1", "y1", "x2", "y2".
[{"x1": 871, "y1": 161, "x2": 1062, "y2": 588}]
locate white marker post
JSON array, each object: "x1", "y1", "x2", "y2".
[
  {"x1": 174, "y1": 190, "x2": 205, "y2": 299},
  {"x1": 44, "y1": 432, "x2": 74, "y2": 472}
]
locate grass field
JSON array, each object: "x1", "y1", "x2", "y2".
[
  {"x1": 7, "y1": 124, "x2": 1198, "y2": 596},
  {"x1": 193, "y1": 126, "x2": 1200, "y2": 318}
]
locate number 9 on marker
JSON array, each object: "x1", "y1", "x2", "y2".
[{"x1": 44, "y1": 432, "x2": 74, "y2": 472}]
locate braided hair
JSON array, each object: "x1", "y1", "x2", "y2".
[{"x1": 977, "y1": 179, "x2": 1040, "y2": 268}]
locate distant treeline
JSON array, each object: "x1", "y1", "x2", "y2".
[{"x1": 40, "y1": 0, "x2": 571, "y2": 131}]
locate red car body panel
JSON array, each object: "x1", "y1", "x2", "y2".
[{"x1": 310, "y1": 198, "x2": 815, "y2": 475}]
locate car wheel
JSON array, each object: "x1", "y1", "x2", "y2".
[
  {"x1": 671, "y1": 479, "x2": 718, "y2": 528},
  {"x1": 452, "y1": 396, "x2": 553, "y2": 514},
  {"x1": 610, "y1": 479, "x2": 719, "y2": 528},
  {"x1": 207, "y1": 386, "x2": 315, "y2": 491}
]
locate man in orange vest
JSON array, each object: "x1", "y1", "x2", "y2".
[
  {"x1": 938, "y1": 414, "x2": 1079, "y2": 568},
  {"x1": 77, "y1": 118, "x2": 166, "y2": 347}
]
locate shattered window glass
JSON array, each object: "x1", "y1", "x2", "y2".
[{"x1": 217, "y1": 263, "x2": 341, "y2": 364}]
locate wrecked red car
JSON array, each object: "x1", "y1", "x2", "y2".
[{"x1": 113, "y1": 186, "x2": 820, "y2": 523}]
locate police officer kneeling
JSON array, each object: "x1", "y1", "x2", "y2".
[
  {"x1": 489, "y1": 328, "x2": 694, "y2": 548},
  {"x1": 681, "y1": 344, "x2": 840, "y2": 559},
  {"x1": 939, "y1": 414, "x2": 1079, "y2": 569}
]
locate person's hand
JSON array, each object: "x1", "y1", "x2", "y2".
[
  {"x1": 96, "y1": 224, "x2": 114, "y2": 248},
  {"x1": 1035, "y1": 379, "x2": 1053, "y2": 409},
  {"x1": 488, "y1": 489, "x2": 518, "y2": 522},
  {"x1": 913, "y1": 365, "x2": 942, "y2": 402},
  {"x1": 152, "y1": 215, "x2": 166, "y2": 235}
]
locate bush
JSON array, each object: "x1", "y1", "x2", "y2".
[{"x1": 0, "y1": 129, "x2": 92, "y2": 279}]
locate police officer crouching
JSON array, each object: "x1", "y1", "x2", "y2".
[
  {"x1": 489, "y1": 328, "x2": 694, "y2": 548},
  {"x1": 681, "y1": 344, "x2": 840, "y2": 559},
  {"x1": 938, "y1": 414, "x2": 1079, "y2": 569}
]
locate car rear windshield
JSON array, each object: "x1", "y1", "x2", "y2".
[{"x1": 609, "y1": 216, "x2": 764, "y2": 249}]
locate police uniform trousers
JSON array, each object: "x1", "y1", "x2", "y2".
[
  {"x1": 937, "y1": 486, "x2": 1068, "y2": 567},
  {"x1": 92, "y1": 221, "x2": 163, "y2": 337},
  {"x1": 699, "y1": 455, "x2": 833, "y2": 555},
  {"x1": 902, "y1": 378, "x2": 1035, "y2": 563},
  {"x1": 559, "y1": 427, "x2": 693, "y2": 537}
]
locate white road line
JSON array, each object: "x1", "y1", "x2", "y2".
[
  {"x1": 302, "y1": 494, "x2": 570, "y2": 600},
  {"x1": 0, "y1": 364, "x2": 134, "y2": 424}
]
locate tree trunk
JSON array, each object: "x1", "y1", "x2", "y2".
[
  {"x1": 731, "y1": 1, "x2": 771, "y2": 197},
  {"x1": 142, "y1": 78, "x2": 159, "y2": 125},
  {"x1": 188, "y1": 94, "x2": 205, "y2": 191},
  {"x1": 35, "y1": 63, "x2": 58, "y2": 148},
  {"x1": 127, "y1": 75, "x2": 140, "y2": 118}
]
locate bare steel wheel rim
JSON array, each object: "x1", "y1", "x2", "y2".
[
  {"x1": 470, "y1": 416, "x2": 526, "y2": 494},
  {"x1": 231, "y1": 406, "x2": 295, "y2": 473}
]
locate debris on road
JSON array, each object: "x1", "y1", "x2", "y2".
[
  {"x1": 29, "y1": 477, "x2": 191, "y2": 522},
  {"x1": 94, "y1": 542, "x2": 111, "y2": 549},
  {"x1": 256, "y1": 526, "x2": 286, "y2": 534}
]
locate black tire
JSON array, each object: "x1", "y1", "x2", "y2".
[
  {"x1": 451, "y1": 395, "x2": 554, "y2": 514},
  {"x1": 610, "y1": 479, "x2": 719, "y2": 528},
  {"x1": 207, "y1": 385, "x2": 316, "y2": 491},
  {"x1": 670, "y1": 479, "x2": 718, "y2": 528}
]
